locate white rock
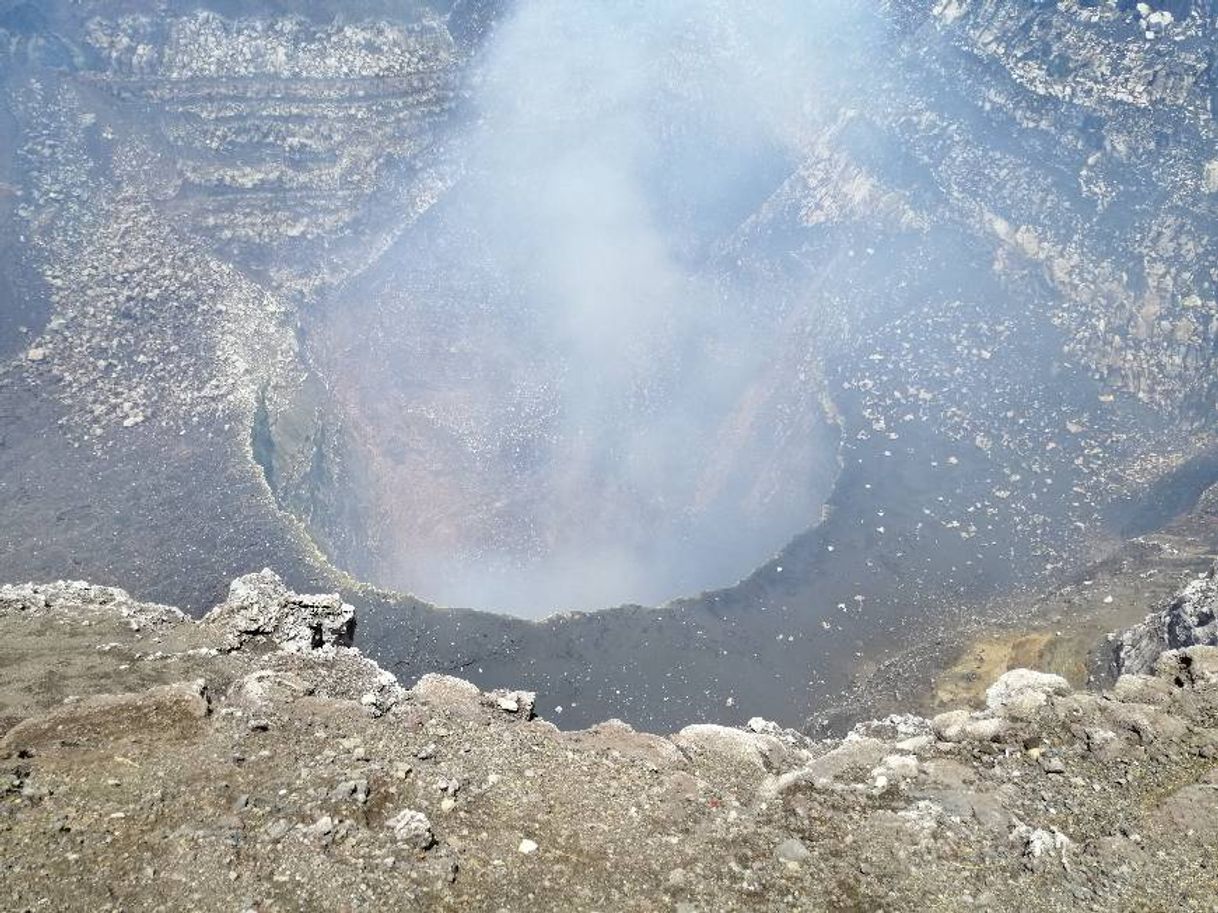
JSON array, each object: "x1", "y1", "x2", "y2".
[
  {"x1": 961, "y1": 717, "x2": 1012, "y2": 742},
  {"x1": 675, "y1": 724, "x2": 785, "y2": 771},
  {"x1": 985, "y1": 669, "x2": 1070, "y2": 713},
  {"x1": 775, "y1": 837, "x2": 811, "y2": 865},
  {"x1": 411, "y1": 674, "x2": 482, "y2": 710},
  {"x1": 931, "y1": 709, "x2": 971, "y2": 741}
]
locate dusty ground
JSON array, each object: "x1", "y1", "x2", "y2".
[{"x1": 2, "y1": 572, "x2": 1218, "y2": 912}]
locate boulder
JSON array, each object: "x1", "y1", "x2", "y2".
[
  {"x1": 674, "y1": 724, "x2": 789, "y2": 772},
  {"x1": 1, "y1": 680, "x2": 209, "y2": 751},
  {"x1": 1112, "y1": 674, "x2": 1173, "y2": 705},
  {"x1": 1155, "y1": 645, "x2": 1218, "y2": 687},
  {"x1": 569, "y1": 719, "x2": 687, "y2": 770},
  {"x1": 932, "y1": 710, "x2": 1012, "y2": 743},
  {"x1": 227, "y1": 670, "x2": 314, "y2": 710},
  {"x1": 1154, "y1": 783, "x2": 1218, "y2": 840},
  {"x1": 410, "y1": 673, "x2": 483, "y2": 713},
  {"x1": 204, "y1": 569, "x2": 354, "y2": 653},
  {"x1": 985, "y1": 669, "x2": 1070, "y2": 716}
]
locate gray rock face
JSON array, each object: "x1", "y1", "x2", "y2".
[
  {"x1": 1117, "y1": 561, "x2": 1218, "y2": 675},
  {"x1": 203, "y1": 568, "x2": 354, "y2": 652}
]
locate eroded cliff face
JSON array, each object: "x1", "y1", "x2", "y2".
[{"x1": 2, "y1": 570, "x2": 1218, "y2": 912}]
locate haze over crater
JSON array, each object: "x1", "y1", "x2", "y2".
[{"x1": 314, "y1": 1, "x2": 862, "y2": 615}]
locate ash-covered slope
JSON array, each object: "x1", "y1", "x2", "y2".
[{"x1": 2, "y1": 570, "x2": 1218, "y2": 911}]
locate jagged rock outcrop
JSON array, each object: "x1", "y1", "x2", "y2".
[
  {"x1": 203, "y1": 568, "x2": 355, "y2": 653},
  {"x1": 0, "y1": 579, "x2": 188, "y2": 626},
  {"x1": 1116, "y1": 560, "x2": 1218, "y2": 674},
  {"x1": 2, "y1": 571, "x2": 1218, "y2": 911}
]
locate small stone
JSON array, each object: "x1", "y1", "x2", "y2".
[
  {"x1": 518, "y1": 838, "x2": 539, "y2": 855},
  {"x1": 330, "y1": 779, "x2": 370, "y2": 805},
  {"x1": 386, "y1": 809, "x2": 434, "y2": 850},
  {"x1": 487, "y1": 689, "x2": 536, "y2": 718},
  {"x1": 307, "y1": 815, "x2": 334, "y2": 838},
  {"x1": 247, "y1": 718, "x2": 270, "y2": 732},
  {"x1": 775, "y1": 837, "x2": 811, "y2": 865},
  {"x1": 26, "y1": 348, "x2": 46, "y2": 362},
  {"x1": 1039, "y1": 755, "x2": 1066, "y2": 775}
]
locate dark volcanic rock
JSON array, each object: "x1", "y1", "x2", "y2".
[{"x1": 1118, "y1": 560, "x2": 1218, "y2": 674}]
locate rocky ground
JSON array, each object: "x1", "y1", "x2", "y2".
[{"x1": 3, "y1": 569, "x2": 1218, "y2": 912}]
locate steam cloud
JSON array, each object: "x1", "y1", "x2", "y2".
[{"x1": 374, "y1": 0, "x2": 868, "y2": 615}]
